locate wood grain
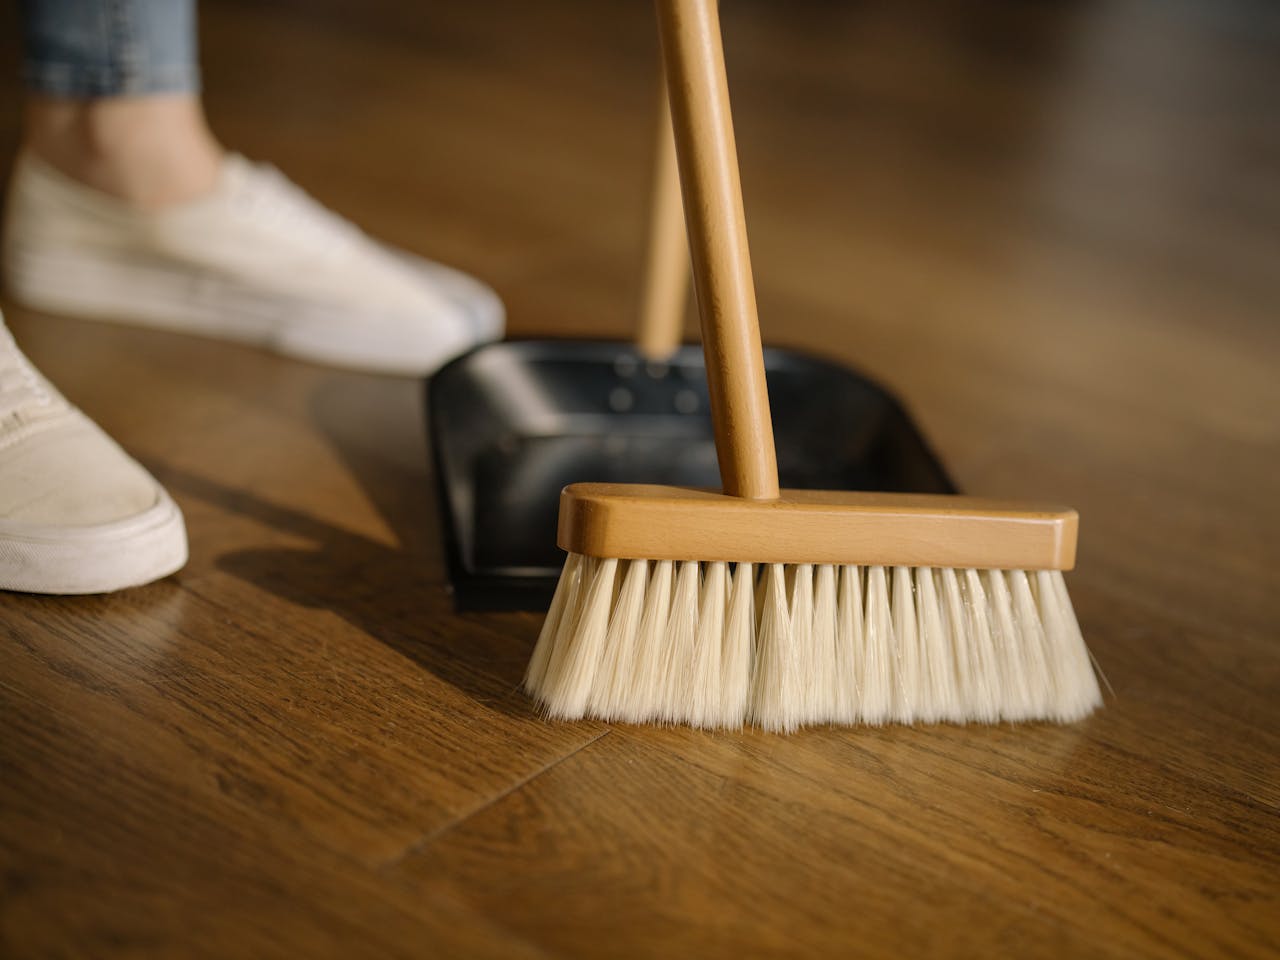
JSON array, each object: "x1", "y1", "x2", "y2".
[{"x1": 1, "y1": 0, "x2": 1278, "y2": 957}]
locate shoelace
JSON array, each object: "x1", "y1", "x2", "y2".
[
  {"x1": 230, "y1": 163, "x2": 365, "y2": 260},
  {"x1": 0, "y1": 331, "x2": 61, "y2": 424}
]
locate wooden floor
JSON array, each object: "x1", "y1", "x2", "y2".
[{"x1": 2, "y1": 1, "x2": 1278, "y2": 956}]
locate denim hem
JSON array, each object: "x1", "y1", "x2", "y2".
[{"x1": 22, "y1": 61, "x2": 200, "y2": 97}]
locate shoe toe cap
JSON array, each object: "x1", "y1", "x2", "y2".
[
  {"x1": 391, "y1": 252, "x2": 506, "y2": 345},
  {"x1": 0, "y1": 416, "x2": 165, "y2": 527}
]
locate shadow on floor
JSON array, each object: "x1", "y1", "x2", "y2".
[{"x1": 154, "y1": 374, "x2": 541, "y2": 720}]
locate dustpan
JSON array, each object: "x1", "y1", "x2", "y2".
[{"x1": 428, "y1": 83, "x2": 954, "y2": 611}]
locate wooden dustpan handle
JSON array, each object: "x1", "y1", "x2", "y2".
[
  {"x1": 635, "y1": 84, "x2": 688, "y2": 360},
  {"x1": 656, "y1": 0, "x2": 780, "y2": 501}
]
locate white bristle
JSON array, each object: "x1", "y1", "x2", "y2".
[
  {"x1": 749, "y1": 564, "x2": 799, "y2": 732},
  {"x1": 588, "y1": 558, "x2": 648, "y2": 719},
  {"x1": 936, "y1": 568, "x2": 972, "y2": 716},
  {"x1": 986, "y1": 569, "x2": 1036, "y2": 720},
  {"x1": 540, "y1": 558, "x2": 617, "y2": 718},
  {"x1": 720, "y1": 562, "x2": 754, "y2": 727},
  {"x1": 832, "y1": 565, "x2": 862, "y2": 724},
  {"x1": 619, "y1": 559, "x2": 674, "y2": 723},
  {"x1": 524, "y1": 552, "x2": 584, "y2": 698},
  {"x1": 963, "y1": 568, "x2": 1002, "y2": 723},
  {"x1": 811, "y1": 564, "x2": 838, "y2": 725},
  {"x1": 538, "y1": 556, "x2": 597, "y2": 704},
  {"x1": 861, "y1": 565, "x2": 894, "y2": 724},
  {"x1": 752, "y1": 567, "x2": 769, "y2": 633},
  {"x1": 1040, "y1": 569, "x2": 1103, "y2": 721},
  {"x1": 788, "y1": 564, "x2": 816, "y2": 724},
  {"x1": 689, "y1": 561, "x2": 727, "y2": 728},
  {"x1": 1010, "y1": 570, "x2": 1054, "y2": 717},
  {"x1": 891, "y1": 565, "x2": 919, "y2": 722},
  {"x1": 526, "y1": 555, "x2": 1104, "y2": 730},
  {"x1": 658, "y1": 561, "x2": 701, "y2": 722},
  {"x1": 917, "y1": 568, "x2": 961, "y2": 722}
]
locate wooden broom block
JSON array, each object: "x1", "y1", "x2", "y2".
[{"x1": 557, "y1": 483, "x2": 1078, "y2": 569}]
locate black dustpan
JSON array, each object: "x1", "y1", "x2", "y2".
[
  {"x1": 427, "y1": 338, "x2": 954, "y2": 610},
  {"x1": 426, "y1": 74, "x2": 952, "y2": 611}
]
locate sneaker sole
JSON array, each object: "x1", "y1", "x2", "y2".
[
  {"x1": 5, "y1": 242, "x2": 491, "y2": 376},
  {"x1": 0, "y1": 488, "x2": 188, "y2": 595}
]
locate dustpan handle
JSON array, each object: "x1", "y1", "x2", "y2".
[
  {"x1": 636, "y1": 83, "x2": 688, "y2": 360},
  {"x1": 656, "y1": 0, "x2": 780, "y2": 501}
]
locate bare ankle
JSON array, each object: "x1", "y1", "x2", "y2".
[{"x1": 23, "y1": 95, "x2": 224, "y2": 209}]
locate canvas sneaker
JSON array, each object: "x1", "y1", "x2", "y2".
[
  {"x1": 2, "y1": 152, "x2": 504, "y2": 375},
  {"x1": 0, "y1": 317, "x2": 187, "y2": 594}
]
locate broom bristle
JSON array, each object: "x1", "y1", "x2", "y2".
[{"x1": 525, "y1": 555, "x2": 1103, "y2": 731}]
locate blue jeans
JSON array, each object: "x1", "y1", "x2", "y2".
[{"x1": 18, "y1": 0, "x2": 200, "y2": 97}]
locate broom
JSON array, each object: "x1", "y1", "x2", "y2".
[{"x1": 525, "y1": 0, "x2": 1102, "y2": 732}]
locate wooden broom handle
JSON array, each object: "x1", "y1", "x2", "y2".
[
  {"x1": 636, "y1": 85, "x2": 689, "y2": 360},
  {"x1": 655, "y1": 0, "x2": 780, "y2": 501}
]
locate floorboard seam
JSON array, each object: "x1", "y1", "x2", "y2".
[
  {"x1": 377, "y1": 729, "x2": 611, "y2": 871},
  {"x1": 0, "y1": 675, "x2": 45, "y2": 707}
]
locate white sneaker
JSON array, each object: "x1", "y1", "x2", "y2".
[
  {"x1": 2, "y1": 153, "x2": 504, "y2": 375},
  {"x1": 0, "y1": 318, "x2": 187, "y2": 594}
]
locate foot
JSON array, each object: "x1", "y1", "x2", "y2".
[
  {"x1": 2, "y1": 152, "x2": 504, "y2": 375},
  {"x1": 0, "y1": 316, "x2": 187, "y2": 594}
]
